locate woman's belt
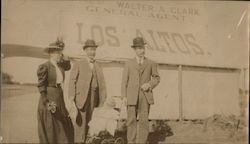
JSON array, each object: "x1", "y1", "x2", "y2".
[{"x1": 48, "y1": 83, "x2": 62, "y2": 88}]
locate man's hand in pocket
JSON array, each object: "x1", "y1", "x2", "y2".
[{"x1": 69, "y1": 101, "x2": 78, "y2": 124}]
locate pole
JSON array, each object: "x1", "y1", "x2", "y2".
[{"x1": 178, "y1": 65, "x2": 183, "y2": 121}]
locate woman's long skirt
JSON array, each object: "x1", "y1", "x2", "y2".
[{"x1": 37, "y1": 87, "x2": 74, "y2": 143}]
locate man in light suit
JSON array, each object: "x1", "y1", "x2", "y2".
[
  {"x1": 121, "y1": 37, "x2": 160, "y2": 143},
  {"x1": 68, "y1": 39, "x2": 107, "y2": 143}
]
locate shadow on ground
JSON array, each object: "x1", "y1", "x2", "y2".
[
  {"x1": 85, "y1": 120, "x2": 173, "y2": 144},
  {"x1": 148, "y1": 120, "x2": 174, "y2": 144}
]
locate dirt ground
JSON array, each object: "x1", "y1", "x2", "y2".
[
  {"x1": 160, "y1": 120, "x2": 248, "y2": 144},
  {"x1": 1, "y1": 84, "x2": 248, "y2": 143}
]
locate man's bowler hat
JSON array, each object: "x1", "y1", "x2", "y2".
[
  {"x1": 131, "y1": 37, "x2": 146, "y2": 48},
  {"x1": 83, "y1": 39, "x2": 98, "y2": 50}
]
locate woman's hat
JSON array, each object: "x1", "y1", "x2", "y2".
[
  {"x1": 83, "y1": 39, "x2": 98, "y2": 50},
  {"x1": 44, "y1": 40, "x2": 64, "y2": 53},
  {"x1": 131, "y1": 37, "x2": 146, "y2": 48}
]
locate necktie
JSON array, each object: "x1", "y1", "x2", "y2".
[
  {"x1": 90, "y1": 59, "x2": 95, "y2": 63},
  {"x1": 139, "y1": 58, "x2": 143, "y2": 65}
]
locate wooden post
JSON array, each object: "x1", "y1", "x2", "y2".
[
  {"x1": 243, "y1": 68, "x2": 246, "y2": 93},
  {"x1": 242, "y1": 68, "x2": 247, "y2": 117},
  {"x1": 178, "y1": 65, "x2": 183, "y2": 121}
]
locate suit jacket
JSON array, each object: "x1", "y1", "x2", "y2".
[
  {"x1": 121, "y1": 57, "x2": 160, "y2": 105},
  {"x1": 37, "y1": 59, "x2": 71, "y2": 116},
  {"x1": 68, "y1": 58, "x2": 107, "y2": 109},
  {"x1": 37, "y1": 59, "x2": 71, "y2": 94}
]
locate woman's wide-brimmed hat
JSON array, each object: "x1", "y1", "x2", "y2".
[
  {"x1": 44, "y1": 40, "x2": 65, "y2": 53},
  {"x1": 83, "y1": 39, "x2": 98, "y2": 50},
  {"x1": 131, "y1": 37, "x2": 146, "y2": 48}
]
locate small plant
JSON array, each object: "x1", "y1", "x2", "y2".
[{"x1": 148, "y1": 120, "x2": 173, "y2": 144}]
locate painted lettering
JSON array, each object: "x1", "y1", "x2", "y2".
[{"x1": 106, "y1": 26, "x2": 120, "y2": 47}]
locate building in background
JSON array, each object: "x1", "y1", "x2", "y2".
[{"x1": 1, "y1": 0, "x2": 249, "y2": 120}]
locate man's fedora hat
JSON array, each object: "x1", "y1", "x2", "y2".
[
  {"x1": 44, "y1": 40, "x2": 64, "y2": 53},
  {"x1": 131, "y1": 37, "x2": 146, "y2": 48},
  {"x1": 83, "y1": 39, "x2": 98, "y2": 50}
]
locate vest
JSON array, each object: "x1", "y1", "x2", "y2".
[{"x1": 91, "y1": 64, "x2": 98, "y2": 88}]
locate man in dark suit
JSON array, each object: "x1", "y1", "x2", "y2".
[
  {"x1": 68, "y1": 39, "x2": 107, "y2": 143},
  {"x1": 121, "y1": 37, "x2": 160, "y2": 143}
]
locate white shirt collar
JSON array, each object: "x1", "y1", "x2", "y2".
[
  {"x1": 86, "y1": 57, "x2": 95, "y2": 69},
  {"x1": 50, "y1": 59, "x2": 63, "y2": 83},
  {"x1": 50, "y1": 59, "x2": 58, "y2": 66},
  {"x1": 135, "y1": 56, "x2": 144, "y2": 64},
  {"x1": 86, "y1": 56, "x2": 95, "y2": 63}
]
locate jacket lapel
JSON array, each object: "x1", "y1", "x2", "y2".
[
  {"x1": 48, "y1": 61, "x2": 56, "y2": 73},
  {"x1": 81, "y1": 58, "x2": 92, "y2": 77},
  {"x1": 48, "y1": 61, "x2": 57, "y2": 83},
  {"x1": 58, "y1": 65, "x2": 65, "y2": 80},
  {"x1": 84, "y1": 58, "x2": 92, "y2": 73},
  {"x1": 140, "y1": 57, "x2": 148, "y2": 73},
  {"x1": 48, "y1": 61, "x2": 65, "y2": 81},
  {"x1": 133, "y1": 57, "x2": 148, "y2": 74},
  {"x1": 93, "y1": 62, "x2": 100, "y2": 82},
  {"x1": 132, "y1": 58, "x2": 140, "y2": 70}
]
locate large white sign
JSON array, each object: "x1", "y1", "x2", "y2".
[
  {"x1": 2, "y1": 1, "x2": 248, "y2": 68},
  {"x1": 59, "y1": 1, "x2": 247, "y2": 68}
]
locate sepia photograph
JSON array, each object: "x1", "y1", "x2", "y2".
[{"x1": 1, "y1": 0, "x2": 249, "y2": 143}]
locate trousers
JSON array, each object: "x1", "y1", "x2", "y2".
[
  {"x1": 127, "y1": 90, "x2": 150, "y2": 144},
  {"x1": 74, "y1": 87, "x2": 99, "y2": 143}
]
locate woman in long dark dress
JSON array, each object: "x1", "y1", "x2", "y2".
[{"x1": 37, "y1": 40, "x2": 73, "y2": 143}]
